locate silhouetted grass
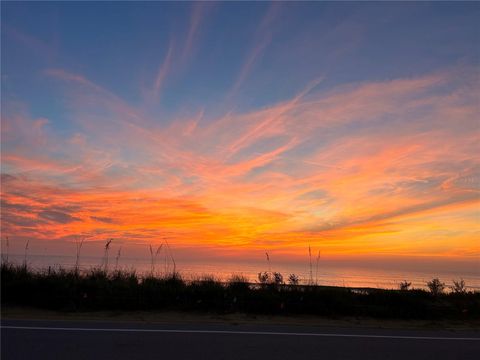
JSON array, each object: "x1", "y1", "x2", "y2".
[{"x1": 1, "y1": 262, "x2": 479, "y2": 320}]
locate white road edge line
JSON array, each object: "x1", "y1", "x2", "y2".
[{"x1": 1, "y1": 326, "x2": 479, "y2": 341}]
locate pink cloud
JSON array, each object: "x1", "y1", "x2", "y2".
[{"x1": 2, "y1": 66, "x2": 478, "y2": 260}]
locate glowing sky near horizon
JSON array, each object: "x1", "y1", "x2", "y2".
[{"x1": 1, "y1": 2, "x2": 479, "y2": 264}]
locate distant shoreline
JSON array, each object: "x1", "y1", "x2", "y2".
[{"x1": 4, "y1": 254, "x2": 479, "y2": 291}]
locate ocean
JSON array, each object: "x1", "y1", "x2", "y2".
[{"x1": 4, "y1": 254, "x2": 479, "y2": 291}]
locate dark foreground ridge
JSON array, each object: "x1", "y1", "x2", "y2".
[{"x1": 2, "y1": 263, "x2": 479, "y2": 320}]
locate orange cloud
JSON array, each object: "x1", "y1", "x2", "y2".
[{"x1": 2, "y1": 66, "x2": 479, "y2": 264}]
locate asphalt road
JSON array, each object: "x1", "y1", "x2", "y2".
[{"x1": 2, "y1": 319, "x2": 479, "y2": 360}]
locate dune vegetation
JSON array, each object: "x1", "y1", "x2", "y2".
[{"x1": 1, "y1": 261, "x2": 479, "y2": 320}]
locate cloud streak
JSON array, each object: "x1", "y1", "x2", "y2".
[
  {"x1": 2, "y1": 65, "x2": 479, "y2": 261},
  {"x1": 228, "y1": 2, "x2": 282, "y2": 99}
]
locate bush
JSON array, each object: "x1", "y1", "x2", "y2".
[
  {"x1": 399, "y1": 280, "x2": 411, "y2": 291},
  {"x1": 451, "y1": 279, "x2": 467, "y2": 294},
  {"x1": 288, "y1": 273, "x2": 299, "y2": 285},
  {"x1": 273, "y1": 272, "x2": 284, "y2": 285},
  {"x1": 227, "y1": 274, "x2": 250, "y2": 292},
  {"x1": 257, "y1": 271, "x2": 270, "y2": 284},
  {"x1": 427, "y1": 278, "x2": 445, "y2": 296}
]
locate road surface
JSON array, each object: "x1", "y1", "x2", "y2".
[{"x1": 2, "y1": 319, "x2": 479, "y2": 359}]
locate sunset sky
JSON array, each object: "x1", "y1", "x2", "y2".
[{"x1": 1, "y1": 2, "x2": 479, "y2": 268}]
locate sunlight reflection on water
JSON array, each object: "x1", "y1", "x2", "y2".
[{"x1": 6, "y1": 254, "x2": 480, "y2": 291}]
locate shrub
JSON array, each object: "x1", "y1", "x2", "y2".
[
  {"x1": 399, "y1": 280, "x2": 412, "y2": 291},
  {"x1": 288, "y1": 273, "x2": 299, "y2": 285},
  {"x1": 451, "y1": 279, "x2": 467, "y2": 294},
  {"x1": 257, "y1": 271, "x2": 270, "y2": 284},
  {"x1": 227, "y1": 274, "x2": 250, "y2": 291},
  {"x1": 228, "y1": 274, "x2": 249, "y2": 284},
  {"x1": 273, "y1": 272, "x2": 284, "y2": 285},
  {"x1": 427, "y1": 278, "x2": 445, "y2": 296}
]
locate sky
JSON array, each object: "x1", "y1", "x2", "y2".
[{"x1": 1, "y1": 2, "x2": 479, "y2": 270}]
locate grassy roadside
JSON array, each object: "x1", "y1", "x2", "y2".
[
  {"x1": 2, "y1": 263, "x2": 479, "y2": 321},
  {"x1": 3, "y1": 306, "x2": 480, "y2": 331}
]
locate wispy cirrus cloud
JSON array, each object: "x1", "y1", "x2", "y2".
[
  {"x1": 2, "y1": 63, "x2": 479, "y2": 260},
  {"x1": 228, "y1": 2, "x2": 282, "y2": 99},
  {"x1": 3, "y1": 25, "x2": 59, "y2": 63},
  {"x1": 181, "y1": 1, "x2": 214, "y2": 64},
  {"x1": 151, "y1": 40, "x2": 174, "y2": 103}
]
